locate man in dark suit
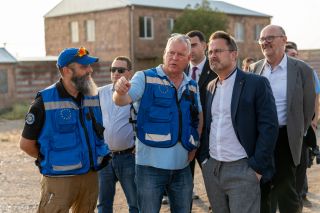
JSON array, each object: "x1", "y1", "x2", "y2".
[
  {"x1": 198, "y1": 31, "x2": 279, "y2": 213},
  {"x1": 250, "y1": 25, "x2": 315, "y2": 213},
  {"x1": 185, "y1": 30, "x2": 217, "y2": 204}
]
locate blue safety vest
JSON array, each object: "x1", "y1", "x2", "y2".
[
  {"x1": 136, "y1": 68, "x2": 199, "y2": 151},
  {"x1": 37, "y1": 83, "x2": 109, "y2": 176}
]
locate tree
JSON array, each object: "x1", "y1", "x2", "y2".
[{"x1": 173, "y1": 0, "x2": 228, "y2": 40}]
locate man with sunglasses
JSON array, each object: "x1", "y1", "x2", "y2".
[
  {"x1": 113, "y1": 33, "x2": 203, "y2": 213},
  {"x1": 250, "y1": 25, "x2": 315, "y2": 213},
  {"x1": 97, "y1": 56, "x2": 138, "y2": 213},
  {"x1": 19, "y1": 47, "x2": 111, "y2": 213}
]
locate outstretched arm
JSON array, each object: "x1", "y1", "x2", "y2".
[{"x1": 113, "y1": 76, "x2": 133, "y2": 106}]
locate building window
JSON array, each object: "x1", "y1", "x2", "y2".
[
  {"x1": 234, "y1": 22, "x2": 244, "y2": 42},
  {"x1": 0, "y1": 70, "x2": 8, "y2": 94},
  {"x1": 139, "y1": 16, "x2": 153, "y2": 39},
  {"x1": 70, "y1": 21, "x2": 79, "y2": 43},
  {"x1": 86, "y1": 20, "x2": 95, "y2": 42},
  {"x1": 167, "y1": 18, "x2": 174, "y2": 33},
  {"x1": 254, "y1": 24, "x2": 263, "y2": 41}
]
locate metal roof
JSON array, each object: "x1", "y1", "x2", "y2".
[
  {"x1": 0, "y1": 48, "x2": 17, "y2": 64},
  {"x1": 45, "y1": 0, "x2": 271, "y2": 18}
]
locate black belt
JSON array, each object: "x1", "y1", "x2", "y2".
[{"x1": 111, "y1": 146, "x2": 135, "y2": 155}]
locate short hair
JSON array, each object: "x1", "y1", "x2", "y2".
[
  {"x1": 209, "y1": 31, "x2": 238, "y2": 51},
  {"x1": 285, "y1": 41, "x2": 298, "y2": 52},
  {"x1": 186, "y1": 30, "x2": 206, "y2": 42},
  {"x1": 242, "y1": 57, "x2": 255, "y2": 65},
  {"x1": 114, "y1": 56, "x2": 132, "y2": 70},
  {"x1": 166, "y1": 33, "x2": 191, "y2": 54}
]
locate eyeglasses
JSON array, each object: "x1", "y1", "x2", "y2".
[
  {"x1": 110, "y1": 67, "x2": 128, "y2": 74},
  {"x1": 258, "y1": 35, "x2": 284, "y2": 44},
  {"x1": 208, "y1": 49, "x2": 234, "y2": 55},
  {"x1": 75, "y1": 47, "x2": 89, "y2": 57}
]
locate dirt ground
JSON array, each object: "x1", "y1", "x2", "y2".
[{"x1": 0, "y1": 119, "x2": 319, "y2": 213}]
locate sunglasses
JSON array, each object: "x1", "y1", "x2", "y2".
[{"x1": 110, "y1": 67, "x2": 128, "y2": 74}]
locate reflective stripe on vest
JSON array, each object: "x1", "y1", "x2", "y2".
[
  {"x1": 145, "y1": 133, "x2": 172, "y2": 142},
  {"x1": 146, "y1": 76, "x2": 171, "y2": 86},
  {"x1": 83, "y1": 99, "x2": 100, "y2": 107},
  {"x1": 52, "y1": 162, "x2": 82, "y2": 171},
  {"x1": 44, "y1": 101, "x2": 79, "y2": 110}
]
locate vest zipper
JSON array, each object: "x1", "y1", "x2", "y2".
[
  {"x1": 79, "y1": 107, "x2": 94, "y2": 169},
  {"x1": 174, "y1": 88, "x2": 182, "y2": 143}
]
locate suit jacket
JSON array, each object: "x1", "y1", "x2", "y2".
[
  {"x1": 249, "y1": 56, "x2": 315, "y2": 166},
  {"x1": 185, "y1": 59, "x2": 217, "y2": 111},
  {"x1": 197, "y1": 69, "x2": 279, "y2": 182}
]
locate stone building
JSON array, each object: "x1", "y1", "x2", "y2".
[
  {"x1": 0, "y1": 48, "x2": 17, "y2": 109},
  {"x1": 44, "y1": 0, "x2": 271, "y2": 70}
]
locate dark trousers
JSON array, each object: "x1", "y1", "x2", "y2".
[
  {"x1": 296, "y1": 142, "x2": 309, "y2": 202},
  {"x1": 189, "y1": 157, "x2": 197, "y2": 212},
  {"x1": 269, "y1": 127, "x2": 301, "y2": 213},
  {"x1": 260, "y1": 181, "x2": 272, "y2": 213}
]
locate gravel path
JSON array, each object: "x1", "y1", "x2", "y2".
[{"x1": 0, "y1": 119, "x2": 319, "y2": 212}]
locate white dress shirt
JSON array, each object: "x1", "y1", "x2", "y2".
[
  {"x1": 189, "y1": 57, "x2": 206, "y2": 83},
  {"x1": 99, "y1": 84, "x2": 135, "y2": 151},
  {"x1": 209, "y1": 70, "x2": 248, "y2": 161},
  {"x1": 261, "y1": 55, "x2": 287, "y2": 126}
]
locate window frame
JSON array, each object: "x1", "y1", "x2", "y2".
[
  {"x1": 86, "y1": 20, "x2": 95, "y2": 42},
  {"x1": 0, "y1": 69, "x2": 8, "y2": 94},
  {"x1": 139, "y1": 16, "x2": 154, "y2": 39},
  {"x1": 234, "y1": 22, "x2": 244, "y2": 42},
  {"x1": 70, "y1": 21, "x2": 79, "y2": 43}
]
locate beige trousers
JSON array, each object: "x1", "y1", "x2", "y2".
[{"x1": 37, "y1": 171, "x2": 98, "y2": 213}]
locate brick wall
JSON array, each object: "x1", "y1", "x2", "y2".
[
  {"x1": 227, "y1": 15, "x2": 269, "y2": 62},
  {"x1": 45, "y1": 8, "x2": 131, "y2": 64},
  {"x1": 45, "y1": 6, "x2": 270, "y2": 72},
  {"x1": 0, "y1": 64, "x2": 16, "y2": 109},
  {"x1": 0, "y1": 60, "x2": 112, "y2": 109},
  {"x1": 298, "y1": 49, "x2": 320, "y2": 76}
]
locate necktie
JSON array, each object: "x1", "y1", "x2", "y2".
[{"x1": 191, "y1": 66, "x2": 197, "y2": 81}]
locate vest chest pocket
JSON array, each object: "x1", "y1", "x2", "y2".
[
  {"x1": 153, "y1": 87, "x2": 174, "y2": 107},
  {"x1": 148, "y1": 106, "x2": 172, "y2": 122},
  {"x1": 55, "y1": 109, "x2": 77, "y2": 133},
  {"x1": 49, "y1": 148, "x2": 82, "y2": 172},
  {"x1": 52, "y1": 132, "x2": 78, "y2": 150}
]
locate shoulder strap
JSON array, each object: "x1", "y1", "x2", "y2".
[
  {"x1": 89, "y1": 107, "x2": 105, "y2": 139},
  {"x1": 129, "y1": 103, "x2": 137, "y2": 140}
]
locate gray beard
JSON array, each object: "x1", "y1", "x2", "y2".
[{"x1": 71, "y1": 74, "x2": 98, "y2": 96}]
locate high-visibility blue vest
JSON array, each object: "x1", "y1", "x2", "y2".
[
  {"x1": 136, "y1": 68, "x2": 199, "y2": 151},
  {"x1": 37, "y1": 83, "x2": 109, "y2": 176}
]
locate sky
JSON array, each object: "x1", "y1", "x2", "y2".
[{"x1": 1, "y1": 0, "x2": 320, "y2": 58}]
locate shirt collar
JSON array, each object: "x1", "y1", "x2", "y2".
[
  {"x1": 190, "y1": 57, "x2": 206, "y2": 71},
  {"x1": 264, "y1": 54, "x2": 287, "y2": 71},
  {"x1": 218, "y1": 68, "x2": 237, "y2": 85},
  {"x1": 156, "y1": 65, "x2": 190, "y2": 88}
]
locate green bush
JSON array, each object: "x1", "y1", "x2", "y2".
[{"x1": 0, "y1": 102, "x2": 30, "y2": 120}]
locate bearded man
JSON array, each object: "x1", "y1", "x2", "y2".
[{"x1": 19, "y1": 47, "x2": 111, "y2": 213}]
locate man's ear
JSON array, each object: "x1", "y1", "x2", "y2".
[
  {"x1": 61, "y1": 66, "x2": 72, "y2": 77},
  {"x1": 201, "y1": 41, "x2": 207, "y2": 51}
]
